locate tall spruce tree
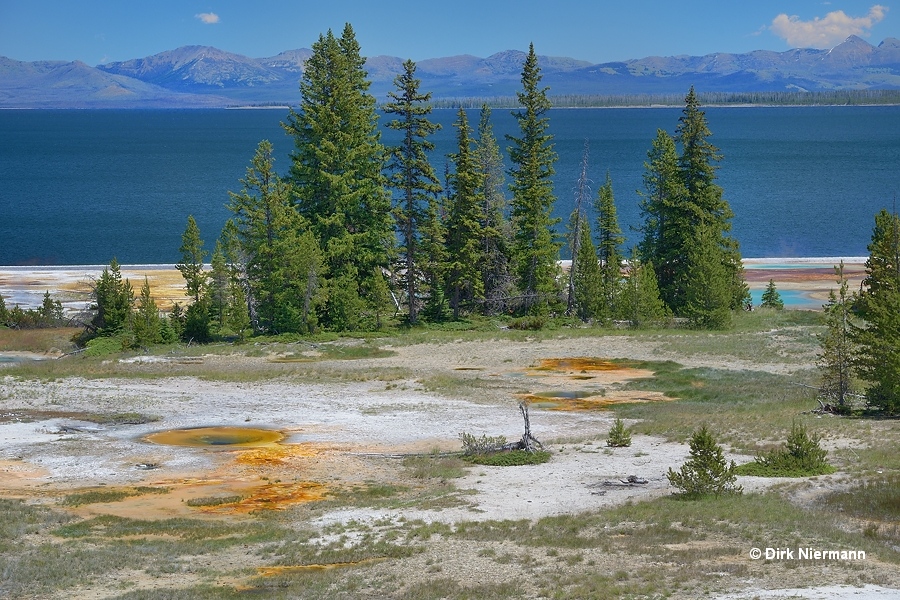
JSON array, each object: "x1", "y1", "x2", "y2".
[
  {"x1": 852, "y1": 209, "x2": 900, "y2": 414},
  {"x1": 594, "y1": 172, "x2": 624, "y2": 322},
  {"x1": 475, "y1": 104, "x2": 513, "y2": 315},
  {"x1": 507, "y1": 44, "x2": 560, "y2": 315},
  {"x1": 675, "y1": 87, "x2": 747, "y2": 312},
  {"x1": 176, "y1": 216, "x2": 207, "y2": 304},
  {"x1": 638, "y1": 129, "x2": 688, "y2": 310},
  {"x1": 570, "y1": 221, "x2": 602, "y2": 321},
  {"x1": 384, "y1": 59, "x2": 442, "y2": 325},
  {"x1": 445, "y1": 108, "x2": 485, "y2": 320},
  {"x1": 227, "y1": 140, "x2": 322, "y2": 333},
  {"x1": 284, "y1": 24, "x2": 393, "y2": 330},
  {"x1": 638, "y1": 89, "x2": 746, "y2": 321}
]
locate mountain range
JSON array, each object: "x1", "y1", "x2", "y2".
[{"x1": 2, "y1": 35, "x2": 900, "y2": 108}]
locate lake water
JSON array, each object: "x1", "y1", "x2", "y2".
[{"x1": 1, "y1": 106, "x2": 898, "y2": 266}]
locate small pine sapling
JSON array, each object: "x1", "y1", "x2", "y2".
[
  {"x1": 667, "y1": 425, "x2": 742, "y2": 498},
  {"x1": 760, "y1": 279, "x2": 784, "y2": 310},
  {"x1": 606, "y1": 418, "x2": 632, "y2": 447}
]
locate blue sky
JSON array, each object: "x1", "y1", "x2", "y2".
[{"x1": 0, "y1": 1, "x2": 895, "y2": 65}]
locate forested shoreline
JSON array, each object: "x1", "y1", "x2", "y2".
[{"x1": 3, "y1": 23, "x2": 899, "y2": 415}]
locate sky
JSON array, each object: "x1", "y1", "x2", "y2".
[{"x1": 0, "y1": 1, "x2": 896, "y2": 66}]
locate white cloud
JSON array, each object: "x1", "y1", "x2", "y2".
[
  {"x1": 195, "y1": 12, "x2": 220, "y2": 25},
  {"x1": 770, "y1": 5, "x2": 888, "y2": 48}
]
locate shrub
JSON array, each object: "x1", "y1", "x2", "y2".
[
  {"x1": 606, "y1": 418, "x2": 632, "y2": 447},
  {"x1": 667, "y1": 425, "x2": 742, "y2": 498},
  {"x1": 464, "y1": 450, "x2": 551, "y2": 466},
  {"x1": 508, "y1": 315, "x2": 547, "y2": 330},
  {"x1": 460, "y1": 432, "x2": 508, "y2": 455},
  {"x1": 736, "y1": 421, "x2": 834, "y2": 477}
]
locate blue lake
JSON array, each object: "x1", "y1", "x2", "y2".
[{"x1": 1, "y1": 106, "x2": 898, "y2": 265}]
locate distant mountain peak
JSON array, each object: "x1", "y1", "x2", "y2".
[{"x1": 3, "y1": 39, "x2": 900, "y2": 108}]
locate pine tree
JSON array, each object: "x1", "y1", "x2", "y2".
[
  {"x1": 667, "y1": 424, "x2": 741, "y2": 498},
  {"x1": 384, "y1": 59, "x2": 442, "y2": 325},
  {"x1": 638, "y1": 89, "x2": 747, "y2": 320},
  {"x1": 284, "y1": 24, "x2": 393, "y2": 329},
  {"x1": 507, "y1": 44, "x2": 560, "y2": 315},
  {"x1": 637, "y1": 129, "x2": 688, "y2": 310},
  {"x1": 420, "y1": 194, "x2": 449, "y2": 321},
  {"x1": 475, "y1": 104, "x2": 513, "y2": 315},
  {"x1": 595, "y1": 172, "x2": 624, "y2": 322},
  {"x1": 819, "y1": 263, "x2": 856, "y2": 410},
  {"x1": 270, "y1": 228, "x2": 325, "y2": 334},
  {"x1": 760, "y1": 279, "x2": 784, "y2": 309},
  {"x1": 208, "y1": 240, "x2": 230, "y2": 331},
  {"x1": 445, "y1": 108, "x2": 485, "y2": 320},
  {"x1": 570, "y1": 221, "x2": 602, "y2": 321},
  {"x1": 620, "y1": 257, "x2": 670, "y2": 328},
  {"x1": 176, "y1": 215, "x2": 207, "y2": 303},
  {"x1": 132, "y1": 276, "x2": 161, "y2": 347},
  {"x1": 852, "y1": 209, "x2": 900, "y2": 414},
  {"x1": 675, "y1": 87, "x2": 747, "y2": 312},
  {"x1": 90, "y1": 258, "x2": 133, "y2": 337},
  {"x1": 682, "y1": 224, "x2": 733, "y2": 329},
  {"x1": 227, "y1": 140, "x2": 323, "y2": 334}
]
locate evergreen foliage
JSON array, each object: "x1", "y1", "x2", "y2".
[
  {"x1": 132, "y1": 277, "x2": 162, "y2": 347},
  {"x1": 176, "y1": 215, "x2": 207, "y2": 303},
  {"x1": 852, "y1": 208, "x2": 900, "y2": 414},
  {"x1": 620, "y1": 257, "x2": 671, "y2": 328},
  {"x1": 90, "y1": 258, "x2": 134, "y2": 337},
  {"x1": 570, "y1": 221, "x2": 603, "y2": 321},
  {"x1": 475, "y1": 105, "x2": 513, "y2": 315},
  {"x1": 637, "y1": 129, "x2": 688, "y2": 310},
  {"x1": 667, "y1": 425, "x2": 742, "y2": 498},
  {"x1": 818, "y1": 262, "x2": 857, "y2": 410},
  {"x1": 737, "y1": 421, "x2": 834, "y2": 477},
  {"x1": 638, "y1": 88, "x2": 747, "y2": 325},
  {"x1": 606, "y1": 418, "x2": 632, "y2": 447},
  {"x1": 384, "y1": 59, "x2": 442, "y2": 325},
  {"x1": 566, "y1": 140, "x2": 592, "y2": 317},
  {"x1": 284, "y1": 24, "x2": 393, "y2": 329},
  {"x1": 594, "y1": 172, "x2": 624, "y2": 322},
  {"x1": 682, "y1": 225, "x2": 734, "y2": 329},
  {"x1": 507, "y1": 44, "x2": 561, "y2": 315},
  {"x1": 760, "y1": 279, "x2": 784, "y2": 309},
  {"x1": 227, "y1": 140, "x2": 324, "y2": 334},
  {"x1": 445, "y1": 108, "x2": 486, "y2": 319}
]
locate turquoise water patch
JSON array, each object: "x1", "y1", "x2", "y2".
[{"x1": 750, "y1": 289, "x2": 820, "y2": 309}]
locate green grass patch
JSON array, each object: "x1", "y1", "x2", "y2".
[
  {"x1": 463, "y1": 450, "x2": 551, "y2": 466},
  {"x1": 59, "y1": 486, "x2": 169, "y2": 507},
  {"x1": 184, "y1": 495, "x2": 244, "y2": 507}
]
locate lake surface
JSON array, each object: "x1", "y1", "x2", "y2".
[{"x1": 1, "y1": 106, "x2": 898, "y2": 265}]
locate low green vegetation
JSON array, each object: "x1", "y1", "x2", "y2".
[
  {"x1": 666, "y1": 425, "x2": 742, "y2": 499},
  {"x1": 463, "y1": 449, "x2": 552, "y2": 466},
  {"x1": 60, "y1": 487, "x2": 169, "y2": 507},
  {"x1": 736, "y1": 421, "x2": 835, "y2": 477},
  {"x1": 605, "y1": 418, "x2": 632, "y2": 447}
]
